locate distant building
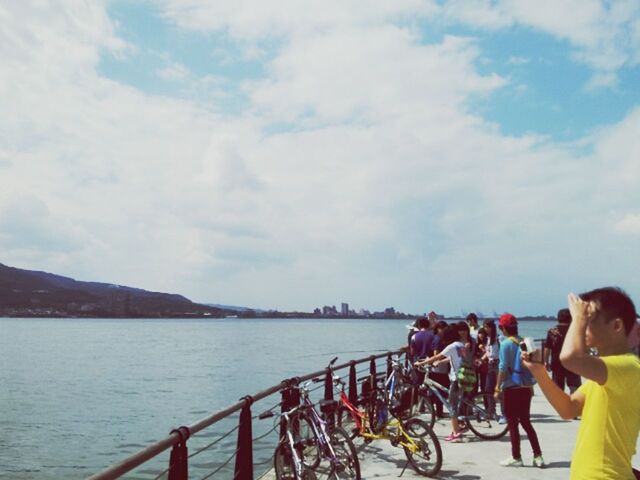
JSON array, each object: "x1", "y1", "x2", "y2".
[
  {"x1": 322, "y1": 305, "x2": 338, "y2": 316},
  {"x1": 341, "y1": 303, "x2": 349, "y2": 316}
]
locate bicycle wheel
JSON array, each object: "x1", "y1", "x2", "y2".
[
  {"x1": 464, "y1": 392, "x2": 508, "y2": 440},
  {"x1": 411, "y1": 392, "x2": 436, "y2": 430},
  {"x1": 274, "y1": 443, "x2": 300, "y2": 480},
  {"x1": 329, "y1": 427, "x2": 361, "y2": 480},
  {"x1": 297, "y1": 412, "x2": 322, "y2": 469},
  {"x1": 401, "y1": 418, "x2": 442, "y2": 477},
  {"x1": 337, "y1": 407, "x2": 358, "y2": 440}
]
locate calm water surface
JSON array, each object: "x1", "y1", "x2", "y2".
[{"x1": 0, "y1": 317, "x2": 554, "y2": 479}]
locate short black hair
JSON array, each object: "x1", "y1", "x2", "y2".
[
  {"x1": 503, "y1": 324, "x2": 518, "y2": 336},
  {"x1": 580, "y1": 287, "x2": 637, "y2": 335},
  {"x1": 441, "y1": 324, "x2": 460, "y2": 347},
  {"x1": 466, "y1": 313, "x2": 478, "y2": 323},
  {"x1": 435, "y1": 320, "x2": 448, "y2": 331},
  {"x1": 557, "y1": 308, "x2": 571, "y2": 325},
  {"x1": 416, "y1": 316, "x2": 430, "y2": 329}
]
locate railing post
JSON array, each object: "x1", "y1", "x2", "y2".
[
  {"x1": 234, "y1": 396, "x2": 254, "y2": 480},
  {"x1": 348, "y1": 361, "x2": 358, "y2": 405},
  {"x1": 323, "y1": 368, "x2": 333, "y2": 400},
  {"x1": 167, "y1": 426, "x2": 190, "y2": 480},
  {"x1": 280, "y1": 379, "x2": 301, "y2": 439},
  {"x1": 386, "y1": 352, "x2": 393, "y2": 378},
  {"x1": 368, "y1": 355, "x2": 377, "y2": 397}
]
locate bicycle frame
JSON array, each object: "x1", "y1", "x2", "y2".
[
  {"x1": 337, "y1": 385, "x2": 423, "y2": 455},
  {"x1": 300, "y1": 394, "x2": 341, "y2": 468},
  {"x1": 420, "y1": 371, "x2": 497, "y2": 421},
  {"x1": 279, "y1": 407, "x2": 311, "y2": 480},
  {"x1": 421, "y1": 376, "x2": 454, "y2": 413}
]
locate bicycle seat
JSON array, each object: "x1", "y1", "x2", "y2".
[{"x1": 319, "y1": 399, "x2": 338, "y2": 413}]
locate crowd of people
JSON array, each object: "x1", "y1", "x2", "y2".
[{"x1": 406, "y1": 286, "x2": 640, "y2": 479}]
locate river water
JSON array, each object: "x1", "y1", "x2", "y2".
[{"x1": 0, "y1": 317, "x2": 554, "y2": 479}]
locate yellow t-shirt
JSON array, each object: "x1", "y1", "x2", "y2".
[{"x1": 571, "y1": 353, "x2": 640, "y2": 480}]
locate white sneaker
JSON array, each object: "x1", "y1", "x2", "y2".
[
  {"x1": 498, "y1": 416, "x2": 508, "y2": 425},
  {"x1": 533, "y1": 455, "x2": 545, "y2": 468},
  {"x1": 499, "y1": 457, "x2": 524, "y2": 467}
]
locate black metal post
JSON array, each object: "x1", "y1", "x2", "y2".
[{"x1": 386, "y1": 352, "x2": 393, "y2": 378}]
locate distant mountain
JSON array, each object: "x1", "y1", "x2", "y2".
[
  {"x1": 205, "y1": 303, "x2": 264, "y2": 312},
  {"x1": 0, "y1": 263, "x2": 231, "y2": 318}
]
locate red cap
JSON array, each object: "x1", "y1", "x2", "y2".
[{"x1": 499, "y1": 313, "x2": 517, "y2": 328}]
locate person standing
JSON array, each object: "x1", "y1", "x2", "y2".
[
  {"x1": 523, "y1": 287, "x2": 640, "y2": 480},
  {"x1": 474, "y1": 327, "x2": 489, "y2": 393},
  {"x1": 430, "y1": 320, "x2": 450, "y2": 419},
  {"x1": 466, "y1": 312, "x2": 479, "y2": 340},
  {"x1": 495, "y1": 313, "x2": 544, "y2": 468},
  {"x1": 416, "y1": 324, "x2": 468, "y2": 442},
  {"x1": 410, "y1": 316, "x2": 434, "y2": 362},
  {"x1": 544, "y1": 308, "x2": 582, "y2": 393},
  {"x1": 482, "y1": 320, "x2": 502, "y2": 419}
]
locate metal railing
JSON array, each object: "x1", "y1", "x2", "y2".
[{"x1": 87, "y1": 349, "x2": 405, "y2": 480}]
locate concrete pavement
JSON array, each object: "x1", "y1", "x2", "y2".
[{"x1": 355, "y1": 386, "x2": 638, "y2": 479}]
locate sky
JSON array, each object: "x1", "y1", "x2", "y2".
[{"x1": 1, "y1": 1, "x2": 639, "y2": 316}]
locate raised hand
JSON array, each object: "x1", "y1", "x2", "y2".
[{"x1": 568, "y1": 292, "x2": 596, "y2": 323}]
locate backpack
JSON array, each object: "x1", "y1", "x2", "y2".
[
  {"x1": 456, "y1": 351, "x2": 477, "y2": 393},
  {"x1": 508, "y1": 337, "x2": 536, "y2": 386}
]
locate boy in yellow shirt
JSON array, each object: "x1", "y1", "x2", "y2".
[{"x1": 523, "y1": 287, "x2": 640, "y2": 479}]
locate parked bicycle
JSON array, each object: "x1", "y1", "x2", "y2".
[
  {"x1": 414, "y1": 365, "x2": 508, "y2": 440},
  {"x1": 259, "y1": 377, "x2": 360, "y2": 480},
  {"x1": 331, "y1": 360, "x2": 442, "y2": 477}
]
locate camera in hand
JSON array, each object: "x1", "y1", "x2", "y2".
[{"x1": 519, "y1": 337, "x2": 542, "y2": 363}]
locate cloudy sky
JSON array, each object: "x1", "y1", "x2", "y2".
[{"x1": 1, "y1": 1, "x2": 639, "y2": 316}]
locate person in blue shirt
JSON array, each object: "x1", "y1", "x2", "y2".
[{"x1": 495, "y1": 313, "x2": 544, "y2": 468}]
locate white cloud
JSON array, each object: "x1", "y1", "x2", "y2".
[
  {"x1": 615, "y1": 214, "x2": 640, "y2": 235},
  {"x1": 443, "y1": 0, "x2": 640, "y2": 75},
  {"x1": 585, "y1": 71, "x2": 619, "y2": 90},
  {"x1": 2, "y1": 2, "x2": 639, "y2": 314},
  {"x1": 158, "y1": 0, "x2": 438, "y2": 39},
  {"x1": 507, "y1": 56, "x2": 530, "y2": 65},
  {"x1": 157, "y1": 63, "x2": 190, "y2": 81}
]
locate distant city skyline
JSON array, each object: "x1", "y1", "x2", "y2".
[{"x1": 2, "y1": 2, "x2": 639, "y2": 316}]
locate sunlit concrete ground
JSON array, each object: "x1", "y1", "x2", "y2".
[{"x1": 356, "y1": 385, "x2": 639, "y2": 479}]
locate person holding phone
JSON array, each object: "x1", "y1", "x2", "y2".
[
  {"x1": 495, "y1": 313, "x2": 544, "y2": 468},
  {"x1": 522, "y1": 287, "x2": 640, "y2": 480}
]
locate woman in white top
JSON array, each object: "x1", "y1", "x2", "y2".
[
  {"x1": 482, "y1": 320, "x2": 500, "y2": 396},
  {"x1": 416, "y1": 323, "x2": 469, "y2": 442}
]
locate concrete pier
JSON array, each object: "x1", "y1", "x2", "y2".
[{"x1": 355, "y1": 386, "x2": 639, "y2": 479}]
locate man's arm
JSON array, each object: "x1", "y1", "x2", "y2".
[
  {"x1": 561, "y1": 293, "x2": 607, "y2": 385},
  {"x1": 523, "y1": 354, "x2": 585, "y2": 419}
]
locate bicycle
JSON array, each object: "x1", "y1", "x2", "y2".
[
  {"x1": 259, "y1": 378, "x2": 361, "y2": 480},
  {"x1": 414, "y1": 365, "x2": 508, "y2": 440},
  {"x1": 331, "y1": 360, "x2": 442, "y2": 477}
]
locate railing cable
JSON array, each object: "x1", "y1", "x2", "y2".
[
  {"x1": 188, "y1": 424, "x2": 240, "y2": 459},
  {"x1": 198, "y1": 448, "x2": 239, "y2": 480}
]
